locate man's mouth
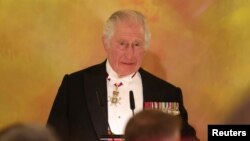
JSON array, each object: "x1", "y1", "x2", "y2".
[{"x1": 121, "y1": 62, "x2": 135, "y2": 65}]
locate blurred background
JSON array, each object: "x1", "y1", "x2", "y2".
[{"x1": 0, "y1": 0, "x2": 250, "y2": 140}]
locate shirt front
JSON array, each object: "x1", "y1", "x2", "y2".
[{"x1": 106, "y1": 61, "x2": 143, "y2": 135}]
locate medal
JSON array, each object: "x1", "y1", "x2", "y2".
[
  {"x1": 109, "y1": 82, "x2": 122, "y2": 106},
  {"x1": 107, "y1": 72, "x2": 136, "y2": 106},
  {"x1": 144, "y1": 102, "x2": 180, "y2": 115}
]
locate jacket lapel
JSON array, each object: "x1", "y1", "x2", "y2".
[
  {"x1": 84, "y1": 61, "x2": 108, "y2": 138},
  {"x1": 139, "y1": 68, "x2": 152, "y2": 109}
]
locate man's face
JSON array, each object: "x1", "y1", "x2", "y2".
[{"x1": 104, "y1": 21, "x2": 146, "y2": 76}]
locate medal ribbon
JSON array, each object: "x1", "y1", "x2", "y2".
[{"x1": 114, "y1": 82, "x2": 123, "y2": 89}]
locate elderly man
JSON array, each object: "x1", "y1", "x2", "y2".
[{"x1": 47, "y1": 10, "x2": 198, "y2": 141}]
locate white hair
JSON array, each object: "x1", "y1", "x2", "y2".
[{"x1": 103, "y1": 10, "x2": 151, "y2": 49}]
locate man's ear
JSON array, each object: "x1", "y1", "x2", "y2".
[
  {"x1": 102, "y1": 35, "x2": 108, "y2": 52},
  {"x1": 143, "y1": 47, "x2": 147, "y2": 56}
]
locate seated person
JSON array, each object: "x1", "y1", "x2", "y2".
[
  {"x1": 0, "y1": 123, "x2": 58, "y2": 141},
  {"x1": 125, "y1": 110, "x2": 181, "y2": 141}
]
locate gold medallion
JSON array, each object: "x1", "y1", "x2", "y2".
[
  {"x1": 109, "y1": 90, "x2": 121, "y2": 105},
  {"x1": 108, "y1": 82, "x2": 123, "y2": 106}
]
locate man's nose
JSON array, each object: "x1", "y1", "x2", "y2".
[{"x1": 125, "y1": 45, "x2": 134, "y2": 59}]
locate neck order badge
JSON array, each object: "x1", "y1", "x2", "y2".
[{"x1": 109, "y1": 82, "x2": 123, "y2": 106}]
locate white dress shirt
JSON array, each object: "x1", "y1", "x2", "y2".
[{"x1": 106, "y1": 61, "x2": 143, "y2": 134}]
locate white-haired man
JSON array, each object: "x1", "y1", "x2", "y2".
[{"x1": 47, "y1": 10, "x2": 199, "y2": 141}]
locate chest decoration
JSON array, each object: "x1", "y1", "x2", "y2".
[
  {"x1": 108, "y1": 82, "x2": 123, "y2": 106},
  {"x1": 144, "y1": 102, "x2": 180, "y2": 116}
]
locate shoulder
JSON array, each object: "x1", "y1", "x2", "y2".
[
  {"x1": 139, "y1": 68, "x2": 183, "y2": 101},
  {"x1": 139, "y1": 68, "x2": 179, "y2": 90},
  {"x1": 66, "y1": 62, "x2": 105, "y2": 79}
]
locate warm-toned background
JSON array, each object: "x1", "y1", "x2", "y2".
[{"x1": 1, "y1": 0, "x2": 250, "y2": 140}]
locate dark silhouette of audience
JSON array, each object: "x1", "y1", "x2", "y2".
[{"x1": 125, "y1": 110, "x2": 181, "y2": 141}]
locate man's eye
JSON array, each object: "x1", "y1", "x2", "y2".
[
  {"x1": 134, "y1": 43, "x2": 140, "y2": 46},
  {"x1": 120, "y1": 42, "x2": 125, "y2": 46},
  {"x1": 133, "y1": 42, "x2": 141, "y2": 47}
]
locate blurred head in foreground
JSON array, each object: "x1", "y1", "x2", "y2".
[
  {"x1": 0, "y1": 123, "x2": 58, "y2": 141},
  {"x1": 125, "y1": 110, "x2": 181, "y2": 141}
]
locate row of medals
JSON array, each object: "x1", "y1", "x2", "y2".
[{"x1": 109, "y1": 86, "x2": 180, "y2": 116}]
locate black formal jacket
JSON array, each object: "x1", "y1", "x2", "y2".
[{"x1": 47, "y1": 61, "x2": 199, "y2": 141}]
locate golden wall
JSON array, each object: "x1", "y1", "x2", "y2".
[{"x1": 1, "y1": 0, "x2": 250, "y2": 140}]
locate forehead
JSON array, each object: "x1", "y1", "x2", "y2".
[{"x1": 113, "y1": 21, "x2": 144, "y2": 39}]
